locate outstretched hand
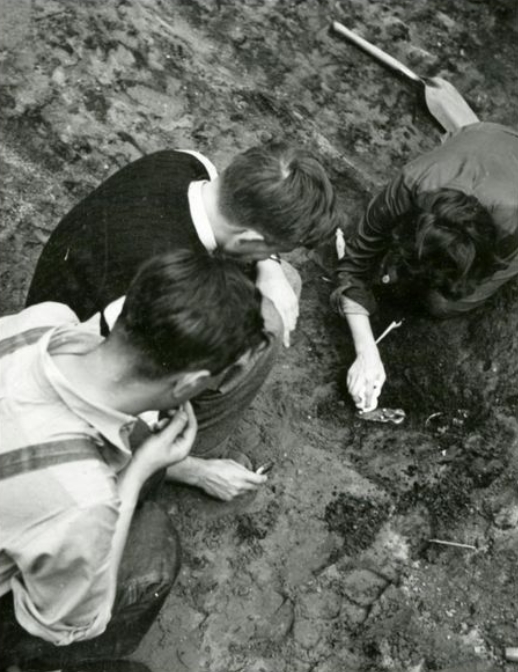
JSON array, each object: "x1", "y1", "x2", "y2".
[
  {"x1": 347, "y1": 347, "x2": 386, "y2": 412},
  {"x1": 197, "y1": 458, "x2": 267, "y2": 501}
]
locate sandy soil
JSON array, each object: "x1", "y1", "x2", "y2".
[{"x1": 2, "y1": 1, "x2": 518, "y2": 671}]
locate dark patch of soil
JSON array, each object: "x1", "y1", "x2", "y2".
[{"x1": 325, "y1": 493, "x2": 390, "y2": 554}]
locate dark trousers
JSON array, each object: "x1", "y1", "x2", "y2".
[
  {"x1": 191, "y1": 322, "x2": 281, "y2": 459},
  {"x1": 0, "y1": 502, "x2": 180, "y2": 671}
]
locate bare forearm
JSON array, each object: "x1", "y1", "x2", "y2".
[
  {"x1": 346, "y1": 312, "x2": 378, "y2": 355},
  {"x1": 166, "y1": 455, "x2": 209, "y2": 487},
  {"x1": 344, "y1": 312, "x2": 386, "y2": 411}
]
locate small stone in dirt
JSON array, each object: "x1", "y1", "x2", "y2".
[
  {"x1": 493, "y1": 504, "x2": 518, "y2": 529},
  {"x1": 255, "y1": 598, "x2": 294, "y2": 642},
  {"x1": 435, "y1": 12, "x2": 457, "y2": 30},
  {"x1": 341, "y1": 568, "x2": 388, "y2": 607},
  {"x1": 235, "y1": 513, "x2": 268, "y2": 541},
  {"x1": 405, "y1": 45, "x2": 439, "y2": 71},
  {"x1": 384, "y1": 17, "x2": 410, "y2": 41}
]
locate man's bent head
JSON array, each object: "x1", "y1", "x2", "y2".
[
  {"x1": 218, "y1": 144, "x2": 340, "y2": 252},
  {"x1": 112, "y1": 250, "x2": 265, "y2": 380}
]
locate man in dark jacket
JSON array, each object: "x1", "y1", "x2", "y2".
[{"x1": 26, "y1": 144, "x2": 340, "y2": 500}]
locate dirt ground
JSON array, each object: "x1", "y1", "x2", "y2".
[{"x1": 2, "y1": 1, "x2": 518, "y2": 671}]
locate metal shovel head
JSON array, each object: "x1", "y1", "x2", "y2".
[{"x1": 423, "y1": 76, "x2": 479, "y2": 134}]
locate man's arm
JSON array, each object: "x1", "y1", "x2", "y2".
[
  {"x1": 255, "y1": 258, "x2": 300, "y2": 347},
  {"x1": 11, "y1": 407, "x2": 196, "y2": 645},
  {"x1": 334, "y1": 173, "x2": 412, "y2": 314},
  {"x1": 105, "y1": 405, "x2": 196, "y2": 602},
  {"x1": 166, "y1": 455, "x2": 267, "y2": 501},
  {"x1": 332, "y1": 176, "x2": 411, "y2": 409},
  {"x1": 11, "y1": 491, "x2": 118, "y2": 644}
]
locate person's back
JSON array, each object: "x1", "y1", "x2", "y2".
[{"x1": 26, "y1": 150, "x2": 209, "y2": 320}]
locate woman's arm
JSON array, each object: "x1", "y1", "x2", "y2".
[
  {"x1": 333, "y1": 175, "x2": 411, "y2": 409},
  {"x1": 334, "y1": 173, "x2": 413, "y2": 314},
  {"x1": 344, "y1": 311, "x2": 386, "y2": 412}
]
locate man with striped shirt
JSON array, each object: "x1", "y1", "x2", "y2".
[{"x1": 0, "y1": 251, "x2": 265, "y2": 671}]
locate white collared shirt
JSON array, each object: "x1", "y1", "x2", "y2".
[{"x1": 0, "y1": 303, "x2": 137, "y2": 645}]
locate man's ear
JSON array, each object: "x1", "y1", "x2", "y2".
[
  {"x1": 231, "y1": 230, "x2": 280, "y2": 260},
  {"x1": 170, "y1": 370, "x2": 211, "y2": 398},
  {"x1": 235, "y1": 229, "x2": 265, "y2": 243}
]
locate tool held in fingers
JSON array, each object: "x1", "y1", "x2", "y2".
[{"x1": 331, "y1": 20, "x2": 479, "y2": 133}]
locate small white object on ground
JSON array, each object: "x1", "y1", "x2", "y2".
[
  {"x1": 428, "y1": 539, "x2": 477, "y2": 551},
  {"x1": 505, "y1": 647, "x2": 518, "y2": 662}
]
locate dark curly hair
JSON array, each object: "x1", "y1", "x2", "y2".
[{"x1": 388, "y1": 189, "x2": 501, "y2": 299}]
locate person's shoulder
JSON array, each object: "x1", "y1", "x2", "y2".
[
  {"x1": 0, "y1": 302, "x2": 78, "y2": 341},
  {"x1": 455, "y1": 121, "x2": 516, "y2": 135},
  {"x1": 136, "y1": 148, "x2": 215, "y2": 169},
  {"x1": 0, "y1": 441, "x2": 118, "y2": 516},
  {"x1": 440, "y1": 122, "x2": 518, "y2": 149},
  {"x1": 118, "y1": 148, "x2": 216, "y2": 184},
  {"x1": 176, "y1": 149, "x2": 218, "y2": 179}
]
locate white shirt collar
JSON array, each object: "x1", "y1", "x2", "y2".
[
  {"x1": 179, "y1": 149, "x2": 219, "y2": 253},
  {"x1": 188, "y1": 180, "x2": 218, "y2": 252}
]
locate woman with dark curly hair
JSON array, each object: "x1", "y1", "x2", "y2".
[{"x1": 333, "y1": 122, "x2": 518, "y2": 411}]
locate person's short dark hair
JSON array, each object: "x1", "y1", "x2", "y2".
[
  {"x1": 113, "y1": 250, "x2": 265, "y2": 379},
  {"x1": 389, "y1": 189, "x2": 500, "y2": 299},
  {"x1": 218, "y1": 144, "x2": 340, "y2": 249}
]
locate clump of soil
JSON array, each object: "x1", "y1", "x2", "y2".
[
  {"x1": 235, "y1": 501, "x2": 280, "y2": 542},
  {"x1": 325, "y1": 493, "x2": 390, "y2": 554}
]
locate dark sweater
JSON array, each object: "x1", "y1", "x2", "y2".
[{"x1": 27, "y1": 150, "x2": 210, "y2": 320}]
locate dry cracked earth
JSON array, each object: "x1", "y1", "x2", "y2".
[{"x1": 1, "y1": 1, "x2": 518, "y2": 671}]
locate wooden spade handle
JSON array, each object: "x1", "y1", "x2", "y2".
[{"x1": 332, "y1": 20, "x2": 423, "y2": 85}]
